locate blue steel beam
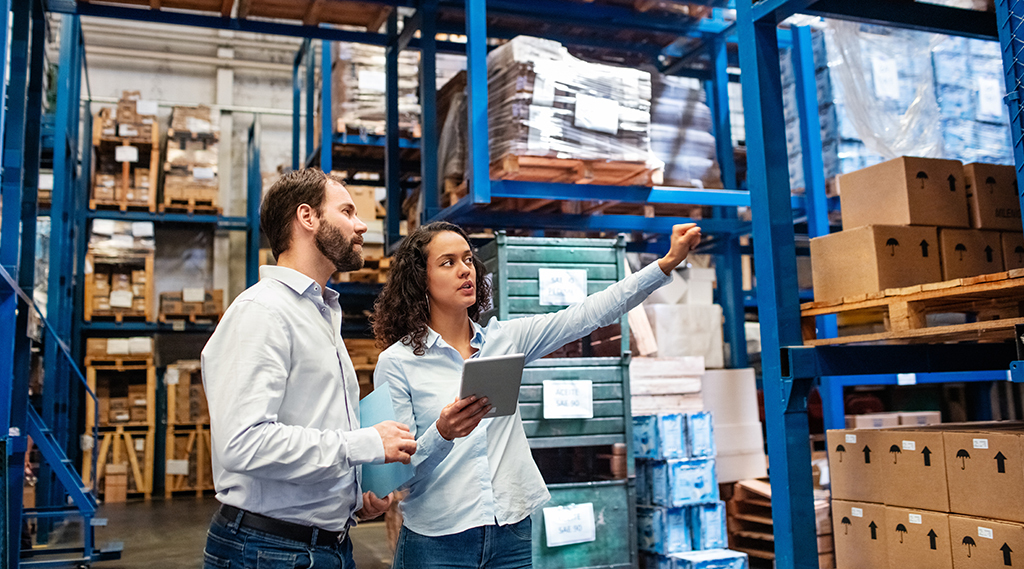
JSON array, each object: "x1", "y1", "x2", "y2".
[
  {"x1": 85, "y1": 210, "x2": 249, "y2": 230},
  {"x1": 803, "y1": 0, "x2": 997, "y2": 41},
  {"x1": 444, "y1": 210, "x2": 748, "y2": 235},
  {"x1": 784, "y1": 344, "x2": 1018, "y2": 380},
  {"x1": 489, "y1": 180, "x2": 751, "y2": 207},
  {"x1": 292, "y1": 41, "x2": 306, "y2": 171},
  {"x1": 736, "y1": 2, "x2": 818, "y2": 568},
  {"x1": 305, "y1": 44, "x2": 316, "y2": 167},
  {"x1": 466, "y1": 0, "x2": 490, "y2": 207},
  {"x1": 751, "y1": 0, "x2": 818, "y2": 25},
  {"x1": 321, "y1": 40, "x2": 333, "y2": 173},
  {"x1": 384, "y1": 11, "x2": 402, "y2": 251},
  {"x1": 247, "y1": 119, "x2": 262, "y2": 287},
  {"x1": 995, "y1": 0, "x2": 1024, "y2": 234},
  {"x1": 419, "y1": 0, "x2": 440, "y2": 223}
]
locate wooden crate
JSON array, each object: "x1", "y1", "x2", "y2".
[
  {"x1": 727, "y1": 479, "x2": 834, "y2": 569},
  {"x1": 84, "y1": 253, "x2": 154, "y2": 322},
  {"x1": 85, "y1": 359, "x2": 156, "y2": 429},
  {"x1": 90, "y1": 114, "x2": 159, "y2": 213},
  {"x1": 165, "y1": 423, "x2": 214, "y2": 498},
  {"x1": 800, "y1": 268, "x2": 1024, "y2": 346},
  {"x1": 82, "y1": 425, "x2": 155, "y2": 501},
  {"x1": 491, "y1": 154, "x2": 663, "y2": 187},
  {"x1": 166, "y1": 360, "x2": 209, "y2": 426},
  {"x1": 158, "y1": 289, "x2": 224, "y2": 323}
]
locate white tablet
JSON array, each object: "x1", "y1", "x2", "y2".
[{"x1": 459, "y1": 353, "x2": 527, "y2": 418}]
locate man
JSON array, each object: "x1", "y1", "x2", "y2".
[{"x1": 201, "y1": 168, "x2": 416, "y2": 569}]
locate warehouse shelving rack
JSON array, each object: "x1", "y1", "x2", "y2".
[{"x1": 737, "y1": 1, "x2": 1024, "y2": 568}]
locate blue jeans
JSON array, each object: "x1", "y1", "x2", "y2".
[
  {"x1": 203, "y1": 510, "x2": 355, "y2": 569},
  {"x1": 393, "y1": 518, "x2": 533, "y2": 569}
]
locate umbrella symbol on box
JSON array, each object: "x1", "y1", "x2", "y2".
[
  {"x1": 986, "y1": 176, "x2": 997, "y2": 194},
  {"x1": 890, "y1": 445, "x2": 902, "y2": 464},
  {"x1": 841, "y1": 517, "x2": 851, "y2": 535},
  {"x1": 886, "y1": 238, "x2": 900, "y2": 256},
  {"x1": 917, "y1": 171, "x2": 929, "y2": 189},
  {"x1": 836, "y1": 444, "x2": 846, "y2": 462},
  {"x1": 963, "y1": 536, "x2": 977, "y2": 558},
  {"x1": 896, "y1": 524, "x2": 908, "y2": 543},
  {"x1": 1015, "y1": 246, "x2": 1024, "y2": 264},
  {"x1": 957, "y1": 449, "x2": 971, "y2": 470},
  {"x1": 955, "y1": 243, "x2": 967, "y2": 261}
]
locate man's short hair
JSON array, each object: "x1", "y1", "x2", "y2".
[{"x1": 260, "y1": 169, "x2": 344, "y2": 258}]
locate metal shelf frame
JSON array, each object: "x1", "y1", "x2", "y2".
[{"x1": 737, "y1": 1, "x2": 1024, "y2": 567}]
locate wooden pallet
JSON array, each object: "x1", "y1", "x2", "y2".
[
  {"x1": 84, "y1": 253, "x2": 155, "y2": 323},
  {"x1": 82, "y1": 426, "x2": 155, "y2": 502},
  {"x1": 238, "y1": 0, "x2": 391, "y2": 29},
  {"x1": 491, "y1": 154, "x2": 663, "y2": 186},
  {"x1": 89, "y1": 198, "x2": 154, "y2": 212},
  {"x1": 84, "y1": 356, "x2": 153, "y2": 371},
  {"x1": 91, "y1": 115, "x2": 160, "y2": 213},
  {"x1": 165, "y1": 423, "x2": 214, "y2": 499},
  {"x1": 801, "y1": 268, "x2": 1024, "y2": 346},
  {"x1": 332, "y1": 256, "x2": 391, "y2": 283},
  {"x1": 158, "y1": 311, "x2": 222, "y2": 324},
  {"x1": 159, "y1": 198, "x2": 221, "y2": 215},
  {"x1": 86, "y1": 310, "x2": 150, "y2": 323}
]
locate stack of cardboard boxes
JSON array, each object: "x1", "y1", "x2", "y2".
[
  {"x1": 164, "y1": 360, "x2": 213, "y2": 497},
  {"x1": 114, "y1": 90, "x2": 157, "y2": 141},
  {"x1": 86, "y1": 337, "x2": 154, "y2": 425},
  {"x1": 811, "y1": 156, "x2": 1024, "y2": 302},
  {"x1": 92, "y1": 91, "x2": 159, "y2": 208},
  {"x1": 829, "y1": 421, "x2": 1024, "y2": 568},
  {"x1": 84, "y1": 220, "x2": 155, "y2": 321},
  {"x1": 633, "y1": 411, "x2": 749, "y2": 568},
  {"x1": 163, "y1": 105, "x2": 219, "y2": 211},
  {"x1": 158, "y1": 288, "x2": 224, "y2": 321}
]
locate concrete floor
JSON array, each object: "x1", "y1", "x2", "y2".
[{"x1": 61, "y1": 497, "x2": 392, "y2": 569}]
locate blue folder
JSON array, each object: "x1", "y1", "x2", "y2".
[{"x1": 359, "y1": 385, "x2": 415, "y2": 498}]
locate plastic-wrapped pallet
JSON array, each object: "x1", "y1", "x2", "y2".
[
  {"x1": 330, "y1": 42, "x2": 421, "y2": 136},
  {"x1": 648, "y1": 74, "x2": 722, "y2": 188},
  {"x1": 485, "y1": 35, "x2": 657, "y2": 164}
]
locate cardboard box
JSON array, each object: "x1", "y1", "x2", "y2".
[
  {"x1": 1003, "y1": 232, "x2": 1024, "y2": 270},
  {"x1": 900, "y1": 411, "x2": 943, "y2": 426},
  {"x1": 838, "y1": 156, "x2": 970, "y2": 230},
  {"x1": 347, "y1": 185, "x2": 379, "y2": 222},
  {"x1": 131, "y1": 269, "x2": 147, "y2": 284},
  {"x1": 810, "y1": 225, "x2": 942, "y2": 301},
  {"x1": 833, "y1": 500, "x2": 889, "y2": 569},
  {"x1": 846, "y1": 413, "x2": 902, "y2": 429},
  {"x1": 827, "y1": 429, "x2": 887, "y2": 503},
  {"x1": 877, "y1": 428, "x2": 950, "y2": 512},
  {"x1": 104, "y1": 463, "x2": 128, "y2": 503},
  {"x1": 948, "y1": 514, "x2": 1024, "y2": 569},
  {"x1": 885, "y1": 506, "x2": 953, "y2": 569},
  {"x1": 964, "y1": 162, "x2": 1022, "y2": 231},
  {"x1": 944, "y1": 427, "x2": 1024, "y2": 523},
  {"x1": 938, "y1": 229, "x2": 1005, "y2": 280},
  {"x1": 129, "y1": 407, "x2": 147, "y2": 422}
]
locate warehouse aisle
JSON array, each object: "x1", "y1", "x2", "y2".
[{"x1": 82, "y1": 497, "x2": 392, "y2": 569}]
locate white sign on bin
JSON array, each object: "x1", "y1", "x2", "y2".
[
  {"x1": 543, "y1": 503, "x2": 596, "y2": 547},
  {"x1": 538, "y1": 268, "x2": 587, "y2": 306},
  {"x1": 115, "y1": 145, "x2": 139, "y2": 163},
  {"x1": 543, "y1": 380, "x2": 593, "y2": 419},
  {"x1": 166, "y1": 459, "x2": 189, "y2": 476}
]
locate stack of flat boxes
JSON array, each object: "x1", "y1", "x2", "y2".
[
  {"x1": 85, "y1": 220, "x2": 155, "y2": 321},
  {"x1": 829, "y1": 421, "x2": 1024, "y2": 568},
  {"x1": 165, "y1": 360, "x2": 213, "y2": 498},
  {"x1": 164, "y1": 106, "x2": 219, "y2": 210},
  {"x1": 158, "y1": 289, "x2": 224, "y2": 319},
  {"x1": 93, "y1": 91, "x2": 158, "y2": 207},
  {"x1": 810, "y1": 156, "x2": 1023, "y2": 303},
  {"x1": 633, "y1": 411, "x2": 748, "y2": 569}
]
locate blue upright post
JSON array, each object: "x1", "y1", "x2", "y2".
[
  {"x1": 465, "y1": 0, "x2": 490, "y2": 205},
  {"x1": 736, "y1": 3, "x2": 819, "y2": 568},
  {"x1": 420, "y1": 0, "x2": 440, "y2": 223},
  {"x1": 995, "y1": 0, "x2": 1024, "y2": 233},
  {"x1": 321, "y1": 40, "x2": 333, "y2": 173},
  {"x1": 384, "y1": 11, "x2": 401, "y2": 250},
  {"x1": 305, "y1": 44, "x2": 316, "y2": 167},
  {"x1": 292, "y1": 41, "x2": 305, "y2": 172},
  {"x1": 247, "y1": 118, "x2": 262, "y2": 287},
  {"x1": 706, "y1": 33, "x2": 748, "y2": 370}
]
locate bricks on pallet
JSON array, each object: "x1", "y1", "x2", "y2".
[
  {"x1": 637, "y1": 505, "x2": 691, "y2": 555},
  {"x1": 633, "y1": 414, "x2": 686, "y2": 460},
  {"x1": 651, "y1": 458, "x2": 717, "y2": 507}
]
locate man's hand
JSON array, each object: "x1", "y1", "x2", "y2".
[
  {"x1": 437, "y1": 396, "x2": 491, "y2": 441},
  {"x1": 357, "y1": 491, "x2": 393, "y2": 522},
  {"x1": 657, "y1": 223, "x2": 702, "y2": 275},
  {"x1": 373, "y1": 420, "x2": 417, "y2": 464}
]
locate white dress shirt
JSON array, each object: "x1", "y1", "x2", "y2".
[
  {"x1": 374, "y1": 261, "x2": 670, "y2": 537},
  {"x1": 202, "y1": 265, "x2": 385, "y2": 531}
]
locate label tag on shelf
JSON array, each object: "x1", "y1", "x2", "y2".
[
  {"x1": 573, "y1": 94, "x2": 619, "y2": 135},
  {"x1": 39, "y1": 173, "x2": 53, "y2": 190},
  {"x1": 109, "y1": 290, "x2": 134, "y2": 309},
  {"x1": 979, "y1": 526, "x2": 994, "y2": 539},
  {"x1": 193, "y1": 166, "x2": 215, "y2": 180},
  {"x1": 166, "y1": 459, "x2": 189, "y2": 476},
  {"x1": 851, "y1": 507, "x2": 863, "y2": 518},
  {"x1": 183, "y1": 287, "x2": 206, "y2": 303},
  {"x1": 542, "y1": 380, "x2": 593, "y2": 419},
  {"x1": 976, "y1": 77, "x2": 1004, "y2": 121},
  {"x1": 115, "y1": 145, "x2": 139, "y2": 163},
  {"x1": 538, "y1": 268, "x2": 587, "y2": 306},
  {"x1": 135, "y1": 438, "x2": 146, "y2": 451},
  {"x1": 897, "y1": 373, "x2": 917, "y2": 386},
  {"x1": 871, "y1": 55, "x2": 900, "y2": 101},
  {"x1": 543, "y1": 503, "x2": 596, "y2": 547}
]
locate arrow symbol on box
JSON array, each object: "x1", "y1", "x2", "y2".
[
  {"x1": 996, "y1": 451, "x2": 1007, "y2": 474},
  {"x1": 864, "y1": 445, "x2": 872, "y2": 464},
  {"x1": 869, "y1": 521, "x2": 878, "y2": 540},
  {"x1": 920, "y1": 240, "x2": 930, "y2": 257},
  {"x1": 949, "y1": 174, "x2": 957, "y2": 192},
  {"x1": 928, "y1": 529, "x2": 938, "y2": 550},
  {"x1": 922, "y1": 447, "x2": 932, "y2": 467},
  {"x1": 1003, "y1": 542, "x2": 1013, "y2": 566}
]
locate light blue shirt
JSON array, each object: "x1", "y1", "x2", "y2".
[
  {"x1": 202, "y1": 266, "x2": 385, "y2": 531},
  {"x1": 374, "y1": 261, "x2": 671, "y2": 536}
]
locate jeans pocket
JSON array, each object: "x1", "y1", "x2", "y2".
[
  {"x1": 506, "y1": 517, "x2": 532, "y2": 541},
  {"x1": 203, "y1": 551, "x2": 232, "y2": 569},
  {"x1": 256, "y1": 549, "x2": 312, "y2": 569}
]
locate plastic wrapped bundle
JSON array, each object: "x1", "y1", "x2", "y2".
[
  {"x1": 648, "y1": 75, "x2": 723, "y2": 189},
  {"x1": 486, "y1": 36, "x2": 656, "y2": 164},
  {"x1": 331, "y1": 42, "x2": 421, "y2": 136}
]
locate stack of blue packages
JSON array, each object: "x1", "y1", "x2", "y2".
[
  {"x1": 639, "y1": 549, "x2": 748, "y2": 569},
  {"x1": 633, "y1": 412, "x2": 738, "y2": 566}
]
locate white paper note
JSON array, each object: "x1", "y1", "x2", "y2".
[
  {"x1": 115, "y1": 146, "x2": 139, "y2": 163},
  {"x1": 976, "y1": 77, "x2": 1004, "y2": 121},
  {"x1": 166, "y1": 459, "x2": 189, "y2": 476},
  {"x1": 182, "y1": 287, "x2": 206, "y2": 303},
  {"x1": 872, "y1": 55, "x2": 900, "y2": 101},
  {"x1": 544, "y1": 503, "x2": 596, "y2": 547},
  {"x1": 574, "y1": 94, "x2": 620, "y2": 135},
  {"x1": 109, "y1": 290, "x2": 134, "y2": 309},
  {"x1": 38, "y1": 173, "x2": 54, "y2": 190},
  {"x1": 131, "y1": 222, "x2": 154, "y2": 237},
  {"x1": 543, "y1": 380, "x2": 594, "y2": 419},
  {"x1": 358, "y1": 70, "x2": 387, "y2": 93},
  {"x1": 538, "y1": 268, "x2": 588, "y2": 306},
  {"x1": 192, "y1": 166, "x2": 215, "y2": 180}
]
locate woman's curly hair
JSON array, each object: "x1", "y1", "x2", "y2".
[{"x1": 371, "y1": 221, "x2": 491, "y2": 355}]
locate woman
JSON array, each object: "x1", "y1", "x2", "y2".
[{"x1": 371, "y1": 221, "x2": 701, "y2": 569}]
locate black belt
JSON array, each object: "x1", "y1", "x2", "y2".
[{"x1": 217, "y1": 505, "x2": 348, "y2": 547}]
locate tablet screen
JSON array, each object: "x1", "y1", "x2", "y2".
[{"x1": 459, "y1": 353, "x2": 526, "y2": 417}]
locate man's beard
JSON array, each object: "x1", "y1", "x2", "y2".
[{"x1": 315, "y1": 218, "x2": 364, "y2": 272}]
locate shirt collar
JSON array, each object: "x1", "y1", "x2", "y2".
[
  {"x1": 423, "y1": 319, "x2": 485, "y2": 350},
  {"x1": 260, "y1": 265, "x2": 320, "y2": 297}
]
